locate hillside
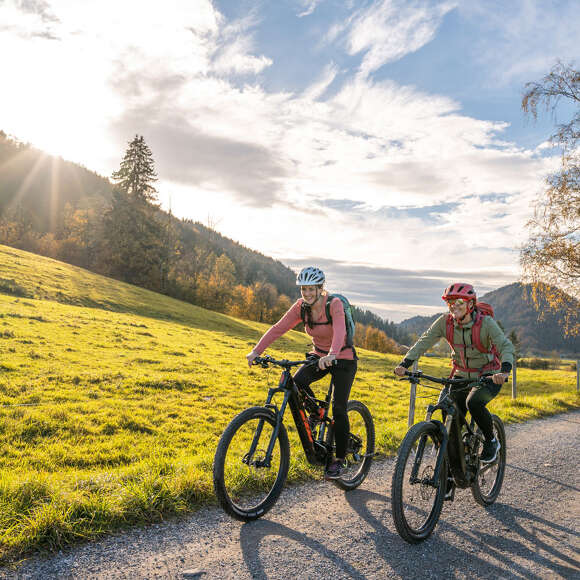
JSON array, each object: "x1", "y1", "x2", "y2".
[
  {"x1": 0, "y1": 131, "x2": 297, "y2": 300},
  {"x1": 398, "y1": 283, "x2": 580, "y2": 356},
  {"x1": 0, "y1": 245, "x2": 577, "y2": 561}
]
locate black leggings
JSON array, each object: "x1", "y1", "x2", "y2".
[
  {"x1": 293, "y1": 358, "x2": 357, "y2": 459},
  {"x1": 454, "y1": 380, "x2": 502, "y2": 441}
]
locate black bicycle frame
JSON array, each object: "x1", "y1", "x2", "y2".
[
  {"x1": 415, "y1": 386, "x2": 481, "y2": 489},
  {"x1": 250, "y1": 365, "x2": 332, "y2": 468}
]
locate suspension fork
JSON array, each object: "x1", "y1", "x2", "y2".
[
  {"x1": 410, "y1": 402, "x2": 449, "y2": 484},
  {"x1": 410, "y1": 421, "x2": 448, "y2": 484},
  {"x1": 246, "y1": 378, "x2": 292, "y2": 467}
]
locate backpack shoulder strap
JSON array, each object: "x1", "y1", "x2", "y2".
[
  {"x1": 299, "y1": 299, "x2": 307, "y2": 325},
  {"x1": 445, "y1": 313, "x2": 454, "y2": 346},
  {"x1": 325, "y1": 294, "x2": 335, "y2": 324},
  {"x1": 471, "y1": 310, "x2": 487, "y2": 353}
]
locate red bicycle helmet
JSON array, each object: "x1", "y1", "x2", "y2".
[{"x1": 442, "y1": 283, "x2": 476, "y2": 308}]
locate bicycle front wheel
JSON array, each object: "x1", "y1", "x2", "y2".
[
  {"x1": 471, "y1": 414, "x2": 506, "y2": 506},
  {"x1": 334, "y1": 400, "x2": 375, "y2": 491},
  {"x1": 391, "y1": 421, "x2": 447, "y2": 543},
  {"x1": 213, "y1": 406, "x2": 290, "y2": 521}
]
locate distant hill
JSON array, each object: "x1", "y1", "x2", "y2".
[
  {"x1": 0, "y1": 131, "x2": 112, "y2": 232},
  {"x1": 398, "y1": 283, "x2": 579, "y2": 357}
]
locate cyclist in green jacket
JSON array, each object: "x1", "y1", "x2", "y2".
[{"x1": 394, "y1": 283, "x2": 514, "y2": 464}]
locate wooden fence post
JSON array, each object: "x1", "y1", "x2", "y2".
[
  {"x1": 512, "y1": 359, "x2": 517, "y2": 399},
  {"x1": 577, "y1": 360, "x2": 579, "y2": 393},
  {"x1": 408, "y1": 361, "x2": 418, "y2": 428}
]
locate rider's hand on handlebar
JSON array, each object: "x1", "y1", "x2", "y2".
[
  {"x1": 246, "y1": 350, "x2": 259, "y2": 368},
  {"x1": 318, "y1": 354, "x2": 336, "y2": 370},
  {"x1": 394, "y1": 365, "x2": 406, "y2": 377},
  {"x1": 492, "y1": 372, "x2": 509, "y2": 385}
]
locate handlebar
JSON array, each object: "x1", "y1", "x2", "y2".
[
  {"x1": 252, "y1": 355, "x2": 315, "y2": 369},
  {"x1": 399, "y1": 369, "x2": 508, "y2": 389}
]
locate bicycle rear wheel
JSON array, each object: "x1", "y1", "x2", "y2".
[
  {"x1": 334, "y1": 400, "x2": 375, "y2": 491},
  {"x1": 213, "y1": 406, "x2": 290, "y2": 521},
  {"x1": 471, "y1": 414, "x2": 506, "y2": 506},
  {"x1": 391, "y1": 421, "x2": 447, "y2": 543}
]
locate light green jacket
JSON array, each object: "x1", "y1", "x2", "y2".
[{"x1": 405, "y1": 313, "x2": 514, "y2": 378}]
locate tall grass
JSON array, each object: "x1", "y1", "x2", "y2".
[{"x1": 0, "y1": 244, "x2": 578, "y2": 561}]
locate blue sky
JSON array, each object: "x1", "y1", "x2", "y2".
[{"x1": 1, "y1": 0, "x2": 578, "y2": 321}]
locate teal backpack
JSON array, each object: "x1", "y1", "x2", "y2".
[{"x1": 300, "y1": 294, "x2": 356, "y2": 350}]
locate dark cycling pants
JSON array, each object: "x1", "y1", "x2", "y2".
[
  {"x1": 293, "y1": 357, "x2": 357, "y2": 459},
  {"x1": 455, "y1": 380, "x2": 502, "y2": 441}
]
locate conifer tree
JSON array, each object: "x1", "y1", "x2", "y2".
[
  {"x1": 111, "y1": 135, "x2": 158, "y2": 202},
  {"x1": 105, "y1": 136, "x2": 165, "y2": 289}
]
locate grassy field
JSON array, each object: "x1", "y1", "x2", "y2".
[{"x1": 0, "y1": 244, "x2": 578, "y2": 561}]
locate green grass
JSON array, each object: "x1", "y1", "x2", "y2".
[{"x1": 0, "y1": 244, "x2": 578, "y2": 561}]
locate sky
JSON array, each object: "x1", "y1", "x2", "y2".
[{"x1": 1, "y1": 0, "x2": 578, "y2": 322}]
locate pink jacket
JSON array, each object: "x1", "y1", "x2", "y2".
[{"x1": 254, "y1": 295, "x2": 354, "y2": 360}]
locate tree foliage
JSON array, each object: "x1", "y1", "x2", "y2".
[
  {"x1": 111, "y1": 135, "x2": 158, "y2": 202},
  {"x1": 521, "y1": 61, "x2": 580, "y2": 336},
  {"x1": 354, "y1": 322, "x2": 400, "y2": 354}
]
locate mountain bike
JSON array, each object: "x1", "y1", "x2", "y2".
[
  {"x1": 391, "y1": 370, "x2": 507, "y2": 543},
  {"x1": 213, "y1": 355, "x2": 375, "y2": 521}
]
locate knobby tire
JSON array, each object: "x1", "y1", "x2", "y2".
[
  {"x1": 391, "y1": 421, "x2": 447, "y2": 544},
  {"x1": 333, "y1": 400, "x2": 375, "y2": 491},
  {"x1": 471, "y1": 414, "x2": 506, "y2": 506},
  {"x1": 213, "y1": 406, "x2": 290, "y2": 521}
]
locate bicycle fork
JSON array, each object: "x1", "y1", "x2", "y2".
[
  {"x1": 410, "y1": 402, "x2": 449, "y2": 487},
  {"x1": 245, "y1": 385, "x2": 292, "y2": 468},
  {"x1": 410, "y1": 426, "x2": 448, "y2": 487}
]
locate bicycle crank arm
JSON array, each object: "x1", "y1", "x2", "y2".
[
  {"x1": 409, "y1": 476, "x2": 439, "y2": 487},
  {"x1": 479, "y1": 461, "x2": 498, "y2": 475}
]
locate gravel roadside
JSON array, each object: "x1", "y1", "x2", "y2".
[{"x1": 3, "y1": 410, "x2": 579, "y2": 580}]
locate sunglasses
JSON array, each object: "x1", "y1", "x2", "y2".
[{"x1": 447, "y1": 298, "x2": 466, "y2": 307}]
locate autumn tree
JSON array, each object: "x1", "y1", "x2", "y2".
[
  {"x1": 521, "y1": 61, "x2": 579, "y2": 335},
  {"x1": 251, "y1": 282, "x2": 279, "y2": 323}
]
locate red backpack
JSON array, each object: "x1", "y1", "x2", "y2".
[{"x1": 445, "y1": 302, "x2": 501, "y2": 376}]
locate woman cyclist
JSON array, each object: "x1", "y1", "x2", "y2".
[
  {"x1": 246, "y1": 266, "x2": 357, "y2": 480},
  {"x1": 394, "y1": 282, "x2": 514, "y2": 464}
]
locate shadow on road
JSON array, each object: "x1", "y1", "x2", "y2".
[
  {"x1": 238, "y1": 488, "x2": 579, "y2": 579},
  {"x1": 239, "y1": 519, "x2": 367, "y2": 580},
  {"x1": 346, "y1": 488, "x2": 579, "y2": 580},
  {"x1": 479, "y1": 502, "x2": 580, "y2": 578},
  {"x1": 345, "y1": 489, "x2": 511, "y2": 578}
]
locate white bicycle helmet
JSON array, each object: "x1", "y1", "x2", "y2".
[{"x1": 296, "y1": 266, "x2": 325, "y2": 286}]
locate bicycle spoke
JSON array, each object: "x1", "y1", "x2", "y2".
[
  {"x1": 401, "y1": 436, "x2": 439, "y2": 530},
  {"x1": 391, "y1": 422, "x2": 446, "y2": 543},
  {"x1": 471, "y1": 415, "x2": 506, "y2": 505},
  {"x1": 214, "y1": 407, "x2": 290, "y2": 520},
  {"x1": 333, "y1": 400, "x2": 375, "y2": 490}
]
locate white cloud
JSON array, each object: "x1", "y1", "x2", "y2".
[
  {"x1": 296, "y1": 0, "x2": 325, "y2": 18},
  {"x1": 210, "y1": 11, "x2": 273, "y2": 75},
  {"x1": 345, "y1": 0, "x2": 458, "y2": 77},
  {"x1": 211, "y1": 37, "x2": 273, "y2": 76},
  {"x1": 302, "y1": 62, "x2": 338, "y2": 101}
]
